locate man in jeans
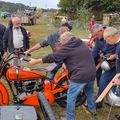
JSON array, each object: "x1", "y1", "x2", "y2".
[
  {"x1": 103, "y1": 27, "x2": 120, "y2": 86},
  {"x1": 29, "y1": 32, "x2": 96, "y2": 120},
  {"x1": 25, "y1": 22, "x2": 72, "y2": 79},
  {"x1": 91, "y1": 24, "x2": 116, "y2": 108}
]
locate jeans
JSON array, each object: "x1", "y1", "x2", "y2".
[
  {"x1": 96, "y1": 68, "x2": 102, "y2": 87},
  {"x1": 67, "y1": 80, "x2": 96, "y2": 120},
  {"x1": 97, "y1": 68, "x2": 116, "y2": 97}
]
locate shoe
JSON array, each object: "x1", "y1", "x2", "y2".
[
  {"x1": 96, "y1": 102, "x2": 103, "y2": 109},
  {"x1": 88, "y1": 109, "x2": 96, "y2": 116},
  {"x1": 82, "y1": 105, "x2": 96, "y2": 116}
]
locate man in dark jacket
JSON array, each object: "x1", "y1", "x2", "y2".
[
  {"x1": 3, "y1": 17, "x2": 29, "y2": 54},
  {"x1": 103, "y1": 27, "x2": 120, "y2": 86},
  {"x1": 0, "y1": 23, "x2": 6, "y2": 61},
  {"x1": 29, "y1": 32, "x2": 96, "y2": 120},
  {"x1": 92, "y1": 24, "x2": 116, "y2": 108},
  {"x1": 103, "y1": 27, "x2": 120, "y2": 120},
  {"x1": 3, "y1": 17, "x2": 29, "y2": 66}
]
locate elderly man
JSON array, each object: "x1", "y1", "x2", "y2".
[
  {"x1": 25, "y1": 22, "x2": 72, "y2": 79},
  {"x1": 0, "y1": 23, "x2": 6, "y2": 61},
  {"x1": 3, "y1": 17, "x2": 29, "y2": 54},
  {"x1": 25, "y1": 22, "x2": 72, "y2": 53},
  {"x1": 29, "y1": 32, "x2": 96, "y2": 120},
  {"x1": 91, "y1": 24, "x2": 116, "y2": 108},
  {"x1": 103, "y1": 27, "x2": 120, "y2": 86},
  {"x1": 3, "y1": 17, "x2": 29, "y2": 66}
]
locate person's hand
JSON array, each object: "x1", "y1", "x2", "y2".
[
  {"x1": 29, "y1": 58, "x2": 42, "y2": 65},
  {"x1": 112, "y1": 74, "x2": 120, "y2": 86},
  {"x1": 62, "y1": 63, "x2": 66, "y2": 70},
  {"x1": 24, "y1": 50, "x2": 29, "y2": 55},
  {"x1": 107, "y1": 54, "x2": 116, "y2": 61},
  {"x1": 23, "y1": 67, "x2": 31, "y2": 71},
  {"x1": 29, "y1": 58, "x2": 37, "y2": 65}
]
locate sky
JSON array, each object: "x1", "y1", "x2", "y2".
[{"x1": 1, "y1": 0, "x2": 60, "y2": 9}]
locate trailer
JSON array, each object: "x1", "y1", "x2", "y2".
[{"x1": 21, "y1": 7, "x2": 37, "y2": 25}]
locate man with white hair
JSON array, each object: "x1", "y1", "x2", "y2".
[
  {"x1": 3, "y1": 17, "x2": 29, "y2": 54},
  {"x1": 29, "y1": 31, "x2": 96, "y2": 120},
  {"x1": 103, "y1": 27, "x2": 120, "y2": 86},
  {"x1": 91, "y1": 24, "x2": 116, "y2": 108},
  {"x1": 3, "y1": 17, "x2": 29, "y2": 66}
]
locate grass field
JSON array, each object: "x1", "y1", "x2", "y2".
[{"x1": 0, "y1": 18, "x2": 120, "y2": 120}]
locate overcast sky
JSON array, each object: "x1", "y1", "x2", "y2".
[{"x1": 1, "y1": 0, "x2": 60, "y2": 9}]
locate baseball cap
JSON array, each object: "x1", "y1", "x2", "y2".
[{"x1": 61, "y1": 22, "x2": 72, "y2": 31}]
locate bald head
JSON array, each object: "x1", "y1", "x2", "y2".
[
  {"x1": 103, "y1": 27, "x2": 119, "y2": 45},
  {"x1": 12, "y1": 17, "x2": 21, "y2": 29},
  {"x1": 60, "y1": 32, "x2": 73, "y2": 44},
  {"x1": 103, "y1": 27, "x2": 118, "y2": 40}
]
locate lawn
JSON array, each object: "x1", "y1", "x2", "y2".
[{"x1": 1, "y1": 17, "x2": 120, "y2": 120}]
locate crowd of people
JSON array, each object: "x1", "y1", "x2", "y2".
[{"x1": 0, "y1": 16, "x2": 120, "y2": 120}]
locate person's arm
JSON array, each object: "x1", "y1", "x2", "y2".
[
  {"x1": 107, "y1": 54, "x2": 116, "y2": 61},
  {"x1": 112, "y1": 43, "x2": 120, "y2": 86},
  {"x1": 25, "y1": 34, "x2": 52, "y2": 55},
  {"x1": 3, "y1": 29, "x2": 8, "y2": 52},
  {"x1": 29, "y1": 58, "x2": 43, "y2": 65},
  {"x1": 25, "y1": 43, "x2": 41, "y2": 55},
  {"x1": 92, "y1": 40, "x2": 99, "y2": 60},
  {"x1": 116, "y1": 44, "x2": 120, "y2": 73},
  {"x1": 29, "y1": 46, "x2": 69, "y2": 65},
  {"x1": 24, "y1": 28, "x2": 30, "y2": 50},
  {"x1": 112, "y1": 73, "x2": 120, "y2": 86}
]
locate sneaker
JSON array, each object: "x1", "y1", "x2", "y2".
[
  {"x1": 96, "y1": 102, "x2": 103, "y2": 109},
  {"x1": 82, "y1": 105, "x2": 96, "y2": 116}
]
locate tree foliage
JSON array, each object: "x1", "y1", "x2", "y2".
[{"x1": 58, "y1": 0, "x2": 120, "y2": 19}]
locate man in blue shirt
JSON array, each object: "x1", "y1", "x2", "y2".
[
  {"x1": 103, "y1": 27, "x2": 120, "y2": 86},
  {"x1": 103, "y1": 27, "x2": 120, "y2": 120},
  {"x1": 92, "y1": 24, "x2": 116, "y2": 108},
  {"x1": 25, "y1": 22, "x2": 72, "y2": 79}
]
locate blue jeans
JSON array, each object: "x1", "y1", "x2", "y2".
[
  {"x1": 97, "y1": 68, "x2": 116, "y2": 97},
  {"x1": 67, "y1": 80, "x2": 96, "y2": 120},
  {"x1": 96, "y1": 68, "x2": 102, "y2": 87}
]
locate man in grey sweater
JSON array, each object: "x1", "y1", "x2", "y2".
[{"x1": 29, "y1": 32, "x2": 96, "y2": 120}]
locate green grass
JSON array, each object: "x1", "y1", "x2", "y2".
[{"x1": 1, "y1": 18, "x2": 120, "y2": 120}]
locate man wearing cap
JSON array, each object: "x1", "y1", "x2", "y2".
[
  {"x1": 91, "y1": 24, "x2": 116, "y2": 108},
  {"x1": 25, "y1": 22, "x2": 72, "y2": 54},
  {"x1": 28, "y1": 32, "x2": 96, "y2": 120},
  {"x1": 25, "y1": 22, "x2": 72, "y2": 79}
]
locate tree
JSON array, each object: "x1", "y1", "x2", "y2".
[
  {"x1": 58, "y1": 0, "x2": 84, "y2": 19},
  {"x1": 58, "y1": 0, "x2": 120, "y2": 20}
]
